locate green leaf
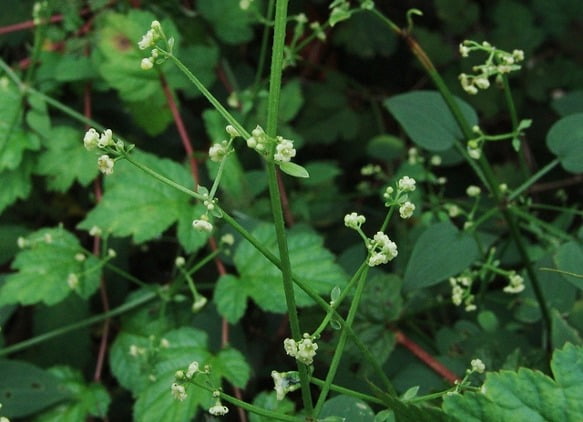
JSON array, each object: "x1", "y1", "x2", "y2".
[
  {"x1": 552, "y1": 90, "x2": 583, "y2": 116},
  {"x1": 435, "y1": 0, "x2": 480, "y2": 35},
  {"x1": 0, "y1": 225, "x2": 30, "y2": 266},
  {"x1": 235, "y1": 224, "x2": 348, "y2": 313},
  {"x1": 126, "y1": 91, "x2": 173, "y2": 136},
  {"x1": 384, "y1": 91, "x2": 478, "y2": 151},
  {"x1": 54, "y1": 54, "x2": 99, "y2": 82},
  {"x1": 442, "y1": 343, "x2": 583, "y2": 421},
  {"x1": 35, "y1": 126, "x2": 99, "y2": 191},
  {"x1": 78, "y1": 150, "x2": 194, "y2": 244},
  {"x1": 34, "y1": 366, "x2": 110, "y2": 421},
  {"x1": 213, "y1": 347, "x2": 251, "y2": 388},
  {"x1": 213, "y1": 274, "x2": 248, "y2": 324},
  {"x1": 26, "y1": 92, "x2": 51, "y2": 136},
  {"x1": 300, "y1": 161, "x2": 340, "y2": 186},
  {"x1": 279, "y1": 161, "x2": 310, "y2": 178},
  {"x1": 403, "y1": 221, "x2": 479, "y2": 290},
  {"x1": 0, "y1": 360, "x2": 69, "y2": 418},
  {"x1": 0, "y1": 80, "x2": 41, "y2": 172},
  {"x1": 110, "y1": 326, "x2": 210, "y2": 396},
  {"x1": 198, "y1": 0, "x2": 254, "y2": 44},
  {"x1": 491, "y1": 1, "x2": 544, "y2": 53},
  {"x1": 360, "y1": 274, "x2": 403, "y2": 323},
  {"x1": 0, "y1": 154, "x2": 34, "y2": 213},
  {"x1": 176, "y1": 203, "x2": 209, "y2": 254},
  {"x1": 319, "y1": 395, "x2": 375, "y2": 421},
  {"x1": 0, "y1": 227, "x2": 101, "y2": 307},
  {"x1": 553, "y1": 241, "x2": 583, "y2": 290},
  {"x1": 366, "y1": 134, "x2": 405, "y2": 162},
  {"x1": 168, "y1": 44, "x2": 219, "y2": 98},
  {"x1": 249, "y1": 391, "x2": 295, "y2": 422},
  {"x1": 279, "y1": 79, "x2": 304, "y2": 122},
  {"x1": 546, "y1": 113, "x2": 583, "y2": 173},
  {"x1": 551, "y1": 309, "x2": 583, "y2": 349},
  {"x1": 333, "y1": 11, "x2": 397, "y2": 58}
]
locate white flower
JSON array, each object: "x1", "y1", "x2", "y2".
[
  {"x1": 373, "y1": 231, "x2": 398, "y2": 259},
  {"x1": 470, "y1": 358, "x2": 486, "y2": 374},
  {"x1": 171, "y1": 383, "x2": 187, "y2": 401},
  {"x1": 138, "y1": 29, "x2": 155, "y2": 50},
  {"x1": 474, "y1": 76, "x2": 490, "y2": 89},
  {"x1": 17, "y1": 236, "x2": 28, "y2": 249},
  {"x1": 399, "y1": 201, "x2": 415, "y2": 219},
  {"x1": 466, "y1": 185, "x2": 481, "y2": 197},
  {"x1": 175, "y1": 256, "x2": 185, "y2": 267},
  {"x1": 430, "y1": 155, "x2": 442, "y2": 166},
  {"x1": 67, "y1": 273, "x2": 79, "y2": 290},
  {"x1": 141, "y1": 57, "x2": 154, "y2": 70},
  {"x1": 368, "y1": 252, "x2": 388, "y2": 267},
  {"x1": 83, "y1": 128, "x2": 99, "y2": 150},
  {"x1": 75, "y1": 253, "x2": 86, "y2": 262},
  {"x1": 398, "y1": 176, "x2": 416, "y2": 192},
  {"x1": 283, "y1": 338, "x2": 298, "y2": 357},
  {"x1": 160, "y1": 338, "x2": 170, "y2": 348},
  {"x1": 271, "y1": 370, "x2": 301, "y2": 401},
  {"x1": 89, "y1": 226, "x2": 102, "y2": 237},
  {"x1": 192, "y1": 218, "x2": 213, "y2": 233},
  {"x1": 512, "y1": 49, "x2": 524, "y2": 62},
  {"x1": 220, "y1": 234, "x2": 235, "y2": 246},
  {"x1": 97, "y1": 129, "x2": 114, "y2": 149},
  {"x1": 344, "y1": 212, "x2": 365, "y2": 229},
  {"x1": 504, "y1": 272, "x2": 525, "y2": 294},
  {"x1": 467, "y1": 144, "x2": 482, "y2": 160},
  {"x1": 383, "y1": 186, "x2": 394, "y2": 199},
  {"x1": 239, "y1": 0, "x2": 252, "y2": 10},
  {"x1": 186, "y1": 361, "x2": 199, "y2": 378},
  {"x1": 274, "y1": 137, "x2": 296, "y2": 163},
  {"x1": 97, "y1": 155, "x2": 114, "y2": 175},
  {"x1": 296, "y1": 335, "x2": 318, "y2": 365},
  {"x1": 209, "y1": 142, "x2": 228, "y2": 162},
  {"x1": 209, "y1": 400, "x2": 229, "y2": 416},
  {"x1": 225, "y1": 125, "x2": 239, "y2": 138},
  {"x1": 150, "y1": 20, "x2": 161, "y2": 31},
  {"x1": 459, "y1": 43, "x2": 470, "y2": 57}
]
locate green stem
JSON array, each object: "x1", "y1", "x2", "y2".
[
  {"x1": 310, "y1": 377, "x2": 385, "y2": 405},
  {"x1": 264, "y1": 0, "x2": 313, "y2": 414},
  {"x1": 501, "y1": 75, "x2": 529, "y2": 176},
  {"x1": 253, "y1": 0, "x2": 275, "y2": 91},
  {"x1": 0, "y1": 290, "x2": 157, "y2": 357},
  {"x1": 314, "y1": 266, "x2": 369, "y2": 415},
  {"x1": 167, "y1": 54, "x2": 249, "y2": 139},
  {"x1": 509, "y1": 158, "x2": 560, "y2": 200}
]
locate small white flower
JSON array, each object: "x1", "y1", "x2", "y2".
[
  {"x1": 107, "y1": 248, "x2": 116, "y2": 258},
  {"x1": 274, "y1": 137, "x2": 296, "y2": 163},
  {"x1": 383, "y1": 186, "x2": 394, "y2": 199},
  {"x1": 75, "y1": 253, "x2": 86, "y2": 262},
  {"x1": 175, "y1": 256, "x2": 185, "y2": 267},
  {"x1": 246, "y1": 137, "x2": 257, "y2": 149},
  {"x1": 186, "y1": 361, "x2": 199, "y2": 378},
  {"x1": 141, "y1": 57, "x2": 154, "y2": 70},
  {"x1": 192, "y1": 218, "x2": 213, "y2": 233},
  {"x1": 430, "y1": 155, "x2": 442, "y2": 166},
  {"x1": 209, "y1": 142, "x2": 228, "y2": 162},
  {"x1": 459, "y1": 43, "x2": 470, "y2": 57},
  {"x1": 97, "y1": 129, "x2": 114, "y2": 149},
  {"x1": 220, "y1": 233, "x2": 235, "y2": 246},
  {"x1": 100, "y1": 154, "x2": 118, "y2": 178},
  {"x1": 470, "y1": 358, "x2": 486, "y2": 374},
  {"x1": 138, "y1": 29, "x2": 155, "y2": 50},
  {"x1": 160, "y1": 338, "x2": 170, "y2": 348},
  {"x1": 368, "y1": 252, "x2": 388, "y2": 267},
  {"x1": 225, "y1": 125, "x2": 239, "y2": 138},
  {"x1": 171, "y1": 383, "x2": 187, "y2": 401},
  {"x1": 150, "y1": 20, "x2": 161, "y2": 31},
  {"x1": 399, "y1": 201, "x2": 415, "y2": 219},
  {"x1": 209, "y1": 400, "x2": 229, "y2": 416},
  {"x1": 271, "y1": 370, "x2": 301, "y2": 401},
  {"x1": 344, "y1": 212, "x2": 365, "y2": 229},
  {"x1": 467, "y1": 144, "x2": 482, "y2": 160},
  {"x1": 83, "y1": 128, "x2": 99, "y2": 150},
  {"x1": 398, "y1": 176, "x2": 416, "y2": 192},
  {"x1": 67, "y1": 273, "x2": 79, "y2": 290},
  {"x1": 283, "y1": 338, "x2": 298, "y2": 357},
  {"x1": 296, "y1": 334, "x2": 318, "y2": 365},
  {"x1": 466, "y1": 185, "x2": 481, "y2": 197},
  {"x1": 512, "y1": 49, "x2": 524, "y2": 62},
  {"x1": 89, "y1": 226, "x2": 102, "y2": 237},
  {"x1": 17, "y1": 236, "x2": 28, "y2": 249},
  {"x1": 504, "y1": 271, "x2": 525, "y2": 294},
  {"x1": 239, "y1": 0, "x2": 252, "y2": 10}
]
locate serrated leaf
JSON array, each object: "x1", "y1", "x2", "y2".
[
  {"x1": 34, "y1": 366, "x2": 110, "y2": 421},
  {"x1": 26, "y1": 92, "x2": 51, "y2": 136},
  {"x1": 213, "y1": 347, "x2": 251, "y2": 388},
  {"x1": 35, "y1": 126, "x2": 99, "y2": 191},
  {"x1": 360, "y1": 274, "x2": 403, "y2": 323},
  {"x1": 384, "y1": 91, "x2": 478, "y2": 151},
  {"x1": 198, "y1": 0, "x2": 254, "y2": 44},
  {"x1": 0, "y1": 154, "x2": 34, "y2": 213},
  {"x1": 110, "y1": 326, "x2": 210, "y2": 396},
  {"x1": 0, "y1": 360, "x2": 69, "y2": 418},
  {"x1": 546, "y1": 113, "x2": 583, "y2": 173},
  {"x1": 0, "y1": 227, "x2": 101, "y2": 307},
  {"x1": 78, "y1": 150, "x2": 194, "y2": 244},
  {"x1": 235, "y1": 224, "x2": 347, "y2": 313},
  {"x1": 213, "y1": 274, "x2": 248, "y2": 324},
  {"x1": 54, "y1": 54, "x2": 98, "y2": 82},
  {"x1": 176, "y1": 203, "x2": 209, "y2": 254},
  {"x1": 403, "y1": 221, "x2": 479, "y2": 291},
  {"x1": 442, "y1": 343, "x2": 583, "y2": 422},
  {"x1": 126, "y1": 91, "x2": 173, "y2": 136},
  {"x1": 551, "y1": 309, "x2": 583, "y2": 349},
  {"x1": 0, "y1": 81, "x2": 40, "y2": 172}
]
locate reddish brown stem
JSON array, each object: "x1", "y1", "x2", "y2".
[{"x1": 394, "y1": 330, "x2": 459, "y2": 384}]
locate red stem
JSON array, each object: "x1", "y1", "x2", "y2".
[{"x1": 394, "y1": 330, "x2": 459, "y2": 384}]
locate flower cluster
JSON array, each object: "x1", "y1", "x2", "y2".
[
  {"x1": 367, "y1": 231, "x2": 398, "y2": 266},
  {"x1": 450, "y1": 274, "x2": 476, "y2": 312},
  {"x1": 344, "y1": 212, "x2": 365, "y2": 229},
  {"x1": 208, "y1": 141, "x2": 229, "y2": 163},
  {"x1": 284, "y1": 334, "x2": 319, "y2": 365},
  {"x1": 271, "y1": 370, "x2": 301, "y2": 401},
  {"x1": 273, "y1": 137, "x2": 296, "y2": 163},
  {"x1": 503, "y1": 271, "x2": 525, "y2": 294},
  {"x1": 470, "y1": 358, "x2": 486, "y2": 374},
  {"x1": 383, "y1": 176, "x2": 417, "y2": 220},
  {"x1": 458, "y1": 40, "x2": 525, "y2": 95},
  {"x1": 209, "y1": 391, "x2": 229, "y2": 416},
  {"x1": 138, "y1": 20, "x2": 173, "y2": 70},
  {"x1": 466, "y1": 185, "x2": 481, "y2": 198},
  {"x1": 83, "y1": 128, "x2": 132, "y2": 176}
]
